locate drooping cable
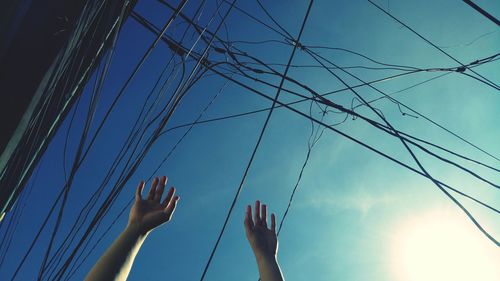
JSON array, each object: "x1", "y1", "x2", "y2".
[
  {"x1": 9, "y1": 2, "x2": 191, "y2": 279},
  {"x1": 50, "y1": 1, "x2": 236, "y2": 279},
  {"x1": 301, "y1": 46, "x2": 499, "y2": 245},
  {"x1": 366, "y1": 0, "x2": 500, "y2": 91},
  {"x1": 171, "y1": 50, "x2": 499, "y2": 244},
  {"x1": 199, "y1": 1, "x2": 314, "y2": 280}
]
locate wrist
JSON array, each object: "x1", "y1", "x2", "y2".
[
  {"x1": 125, "y1": 222, "x2": 149, "y2": 239},
  {"x1": 255, "y1": 252, "x2": 277, "y2": 264}
]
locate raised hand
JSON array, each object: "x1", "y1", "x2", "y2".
[
  {"x1": 244, "y1": 201, "x2": 284, "y2": 281},
  {"x1": 128, "y1": 176, "x2": 179, "y2": 235},
  {"x1": 244, "y1": 200, "x2": 278, "y2": 259},
  {"x1": 86, "y1": 176, "x2": 180, "y2": 281}
]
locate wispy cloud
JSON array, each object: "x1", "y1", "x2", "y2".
[{"x1": 303, "y1": 188, "x2": 398, "y2": 217}]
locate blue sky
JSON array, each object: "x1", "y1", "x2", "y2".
[{"x1": 1, "y1": 0, "x2": 499, "y2": 280}]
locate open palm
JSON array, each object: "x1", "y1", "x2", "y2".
[
  {"x1": 129, "y1": 176, "x2": 179, "y2": 234},
  {"x1": 244, "y1": 200, "x2": 278, "y2": 259}
]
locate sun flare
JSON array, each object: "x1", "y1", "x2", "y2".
[{"x1": 390, "y1": 209, "x2": 500, "y2": 281}]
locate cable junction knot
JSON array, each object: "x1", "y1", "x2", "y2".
[{"x1": 285, "y1": 38, "x2": 306, "y2": 50}]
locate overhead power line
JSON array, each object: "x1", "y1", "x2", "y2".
[
  {"x1": 367, "y1": 0, "x2": 500, "y2": 91},
  {"x1": 463, "y1": 0, "x2": 500, "y2": 26},
  {"x1": 198, "y1": 1, "x2": 314, "y2": 280}
]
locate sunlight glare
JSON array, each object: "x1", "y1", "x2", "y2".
[{"x1": 390, "y1": 209, "x2": 500, "y2": 281}]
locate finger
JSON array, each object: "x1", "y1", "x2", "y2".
[
  {"x1": 161, "y1": 187, "x2": 175, "y2": 208},
  {"x1": 244, "y1": 205, "x2": 254, "y2": 231},
  {"x1": 262, "y1": 204, "x2": 268, "y2": 227},
  {"x1": 254, "y1": 200, "x2": 261, "y2": 224},
  {"x1": 271, "y1": 213, "x2": 276, "y2": 233},
  {"x1": 154, "y1": 176, "x2": 167, "y2": 203},
  {"x1": 161, "y1": 175, "x2": 168, "y2": 186},
  {"x1": 135, "y1": 181, "x2": 145, "y2": 202},
  {"x1": 147, "y1": 177, "x2": 159, "y2": 200},
  {"x1": 164, "y1": 195, "x2": 180, "y2": 219}
]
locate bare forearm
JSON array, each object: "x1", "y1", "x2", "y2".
[
  {"x1": 256, "y1": 255, "x2": 285, "y2": 281},
  {"x1": 85, "y1": 225, "x2": 147, "y2": 281}
]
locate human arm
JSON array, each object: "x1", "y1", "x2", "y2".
[
  {"x1": 85, "y1": 176, "x2": 179, "y2": 281},
  {"x1": 244, "y1": 200, "x2": 285, "y2": 281}
]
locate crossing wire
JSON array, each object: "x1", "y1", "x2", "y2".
[
  {"x1": 8, "y1": 1, "x2": 191, "y2": 280},
  {"x1": 198, "y1": 1, "x2": 314, "y2": 280},
  {"x1": 204, "y1": 0, "x2": 500, "y2": 162},
  {"x1": 133, "y1": 7, "x2": 499, "y2": 238},
  {"x1": 6, "y1": 1, "x2": 500, "y2": 279},
  {"x1": 366, "y1": 0, "x2": 500, "y2": 91},
  {"x1": 50, "y1": 0, "x2": 235, "y2": 279}
]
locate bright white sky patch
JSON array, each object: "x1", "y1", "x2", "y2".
[{"x1": 390, "y1": 208, "x2": 500, "y2": 281}]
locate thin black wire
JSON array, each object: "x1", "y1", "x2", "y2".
[
  {"x1": 178, "y1": 51, "x2": 499, "y2": 243},
  {"x1": 229, "y1": 39, "x2": 285, "y2": 45},
  {"x1": 54, "y1": 62, "x2": 185, "y2": 280},
  {"x1": 302, "y1": 47, "x2": 499, "y2": 245},
  {"x1": 221, "y1": 60, "x2": 500, "y2": 192},
  {"x1": 224, "y1": 44, "x2": 500, "y2": 164},
  {"x1": 44, "y1": 3, "x2": 214, "y2": 277},
  {"x1": 36, "y1": 2, "x2": 131, "y2": 278},
  {"x1": 53, "y1": 56, "x2": 188, "y2": 280},
  {"x1": 3, "y1": 0, "x2": 112, "y2": 215},
  {"x1": 299, "y1": 45, "x2": 420, "y2": 71},
  {"x1": 300, "y1": 51, "x2": 500, "y2": 163},
  {"x1": 276, "y1": 103, "x2": 328, "y2": 236},
  {"x1": 57, "y1": 62, "x2": 184, "y2": 280},
  {"x1": 229, "y1": 43, "x2": 484, "y2": 122},
  {"x1": 300, "y1": 49, "x2": 499, "y2": 189},
  {"x1": 352, "y1": 72, "x2": 452, "y2": 110},
  {"x1": 462, "y1": 0, "x2": 500, "y2": 26},
  {"x1": 208, "y1": 61, "x2": 500, "y2": 215},
  {"x1": 70, "y1": 7, "x2": 500, "y2": 276},
  {"x1": 56, "y1": 62, "x2": 188, "y2": 278},
  {"x1": 140, "y1": 20, "x2": 499, "y2": 183},
  {"x1": 48, "y1": 34, "x2": 182, "y2": 279},
  {"x1": 226, "y1": 45, "x2": 499, "y2": 190},
  {"x1": 5, "y1": 160, "x2": 42, "y2": 258},
  {"x1": 43, "y1": 87, "x2": 88, "y2": 278},
  {"x1": 255, "y1": 0, "x2": 294, "y2": 39},
  {"x1": 158, "y1": 74, "x2": 499, "y2": 177},
  {"x1": 52, "y1": 4, "x2": 221, "y2": 278},
  {"x1": 62, "y1": 88, "x2": 86, "y2": 183},
  {"x1": 43, "y1": 57, "x2": 184, "y2": 280},
  {"x1": 219, "y1": 30, "x2": 500, "y2": 243},
  {"x1": 366, "y1": 0, "x2": 500, "y2": 91},
  {"x1": 0, "y1": 202, "x2": 22, "y2": 269},
  {"x1": 204, "y1": 0, "x2": 500, "y2": 162},
  {"x1": 35, "y1": 5, "x2": 122, "y2": 278},
  {"x1": 438, "y1": 30, "x2": 498, "y2": 49},
  {"x1": 65, "y1": 76, "x2": 500, "y2": 279},
  {"x1": 51, "y1": 1, "x2": 234, "y2": 279},
  {"x1": 10, "y1": 1, "x2": 496, "y2": 278},
  {"x1": 215, "y1": 0, "x2": 293, "y2": 40},
  {"x1": 138, "y1": 2, "x2": 500, "y2": 229},
  {"x1": 243, "y1": 61, "x2": 418, "y2": 72},
  {"x1": 9, "y1": 2, "x2": 191, "y2": 279},
  {"x1": 0, "y1": 165, "x2": 38, "y2": 269},
  {"x1": 37, "y1": 47, "x2": 107, "y2": 281},
  {"x1": 199, "y1": 1, "x2": 314, "y2": 280},
  {"x1": 138, "y1": 5, "x2": 474, "y2": 142},
  {"x1": 63, "y1": 73, "x2": 232, "y2": 280},
  {"x1": 156, "y1": 55, "x2": 492, "y2": 138}
]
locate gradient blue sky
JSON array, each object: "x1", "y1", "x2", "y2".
[{"x1": 2, "y1": 0, "x2": 499, "y2": 280}]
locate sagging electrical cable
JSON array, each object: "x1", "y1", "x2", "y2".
[{"x1": 198, "y1": 1, "x2": 314, "y2": 280}]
